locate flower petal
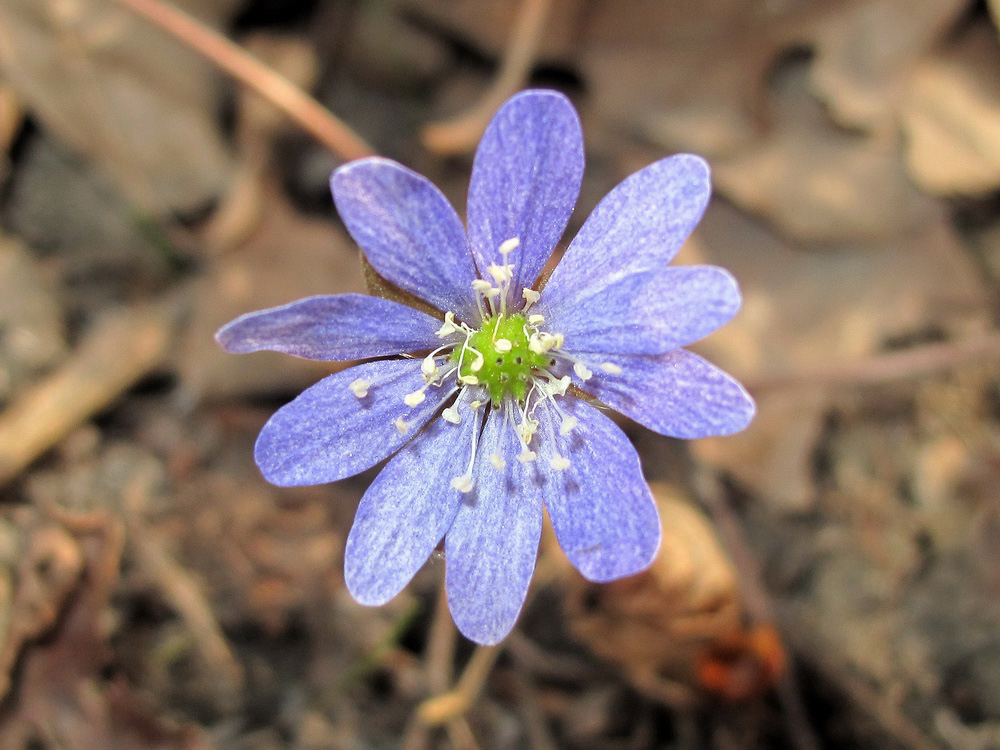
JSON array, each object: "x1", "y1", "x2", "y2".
[
  {"x1": 545, "y1": 266, "x2": 741, "y2": 355},
  {"x1": 331, "y1": 157, "x2": 480, "y2": 320},
  {"x1": 445, "y1": 410, "x2": 543, "y2": 645},
  {"x1": 254, "y1": 359, "x2": 451, "y2": 486},
  {"x1": 540, "y1": 154, "x2": 710, "y2": 312},
  {"x1": 345, "y1": 391, "x2": 483, "y2": 605},
  {"x1": 577, "y1": 349, "x2": 755, "y2": 438},
  {"x1": 467, "y1": 90, "x2": 583, "y2": 303},
  {"x1": 535, "y1": 397, "x2": 660, "y2": 582},
  {"x1": 216, "y1": 294, "x2": 443, "y2": 361}
]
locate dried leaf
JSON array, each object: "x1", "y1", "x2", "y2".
[
  {"x1": 713, "y1": 61, "x2": 930, "y2": 242},
  {"x1": 0, "y1": 0, "x2": 237, "y2": 213},
  {"x1": 809, "y1": 0, "x2": 971, "y2": 131},
  {"x1": 563, "y1": 484, "x2": 743, "y2": 699},
  {"x1": 900, "y1": 23, "x2": 1000, "y2": 195}
]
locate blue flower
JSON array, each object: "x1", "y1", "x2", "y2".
[{"x1": 216, "y1": 90, "x2": 754, "y2": 645}]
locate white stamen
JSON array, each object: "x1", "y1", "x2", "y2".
[
  {"x1": 573, "y1": 362, "x2": 593, "y2": 381},
  {"x1": 489, "y1": 452, "x2": 506, "y2": 470},
  {"x1": 442, "y1": 406, "x2": 462, "y2": 424},
  {"x1": 528, "y1": 314, "x2": 545, "y2": 325},
  {"x1": 549, "y1": 454, "x2": 571, "y2": 471},
  {"x1": 547, "y1": 375, "x2": 571, "y2": 396},
  {"x1": 404, "y1": 389, "x2": 426, "y2": 407},
  {"x1": 498, "y1": 237, "x2": 520, "y2": 256},
  {"x1": 517, "y1": 450, "x2": 537, "y2": 463},
  {"x1": 600, "y1": 362, "x2": 623, "y2": 374},
  {"x1": 470, "y1": 400, "x2": 483, "y2": 410},
  {"x1": 559, "y1": 416, "x2": 578, "y2": 435},
  {"x1": 472, "y1": 279, "x2": 493, "y2": 293},
  {"x1": 394, "y1": 417, "x2": 410, "y2": 435},
  {"x1": 528, "y1": 334, "x2": 545, "y2": 354},
  {"x1": 522, "y1": 288, "x2": 540, "y2": 307},
  {"x1": 495, "y1": 338, "x2": 512, "y2": 353},
  {"x1": 487, "y1": 263, "x2": 513, "y2": 285},
  {"x1": 436, "y1": 311, "x2": 459, "y2": 338},
  {"x1": 470, "y1": 350, "x2": 485, "y2": 372},
  {"x1": 459, "y1": 375, "x2": 480, "y2": 385},
  {"x1": 421, "y1": 356, "x2": 438, "y2": 377},
  {"x1": 348, "y1": 378, "x2": 370, "y2": 398},
  {"x1": 517, "y1": 419, "x2": 539, "y2": 444},
  {"x1": 450, "y1": 473, "x2": 474, "y2": 493}
]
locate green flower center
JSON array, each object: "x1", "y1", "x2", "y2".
[{"x1": 452, "y1": 313, "x2": 551, "y2": 403}]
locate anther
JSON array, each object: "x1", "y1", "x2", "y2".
[
  {"x1": 348, "y1": 378, "x2": 370, "y2": 398},
  {"x1": 487, "y1": 264, "x2": 512, "y2": 284},
  {"x1": 573, "y1": 362, "x2": 593, "y2": 381},
  {"x1": 450, "y1": 473, "x2": 474, "y2": 493},
  {"x1": 489, "y1": 453, "x2": 506, "y2": 470},
  {"x1": 600, "y1": 362, "x2": 623, "y2": 374},
  {"x1": 522, "y1": 288, "x2": 540, "y2": 307},
  {"x1": 394, "y1": 417, "x2": 410, "y2": 435},
  {"x1": 436, "y1": 311, "x2": 459, "y2": 338},
  {"x1": 470, "y1": 400, "x2": 483, "y2": 410},
  {"x1": 472, "y1": 279, "x2": 493, "y2": 293},
  {"x1": 459, "y1": 375, "x2": 480, "y2": 385},
  {"x1": 442, "y1": 406, "x2": 462, "y2": 424},
  {"x1": 517, "y1": 450, "x2": 537, "y2": 463},
  {"x1": 498, "y1": 237, "x2": 520, "y2": 256},
  {"x1": 559, "y1": 416, "x2": 578, "y2": 435},
  {"x1": 470, "y1": 351, "x2": 485, "y2": 372},
  {"x1": 404, "y1": 389, "x2": 427, "y2": 407},
  {"x1": 495, "y1": 338, "x2": 512, "y2": 353},
  {"x1": 528, "y1": 314, "x2": 545, "y2": 325},
  {"x1": 549, "y1": 454, "x2": 571, "y2": 471},
  {"x1": 421, "y1": 356, "x2": 438, "y2": 377}
]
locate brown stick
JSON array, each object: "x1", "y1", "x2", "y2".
[
  {"x1": 0, "y1": 300, "x2": 179, "y2": 486},
  {"x1": 115, "y1": 0, "x2": 374, "y2": 161},
  {"x1": 421, "y1": 0, "x2": 554, "y2": 156}
]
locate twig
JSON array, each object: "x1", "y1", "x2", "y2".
[
  {"x1": 123, "y1": 470, "x2": 245, "y2": 709},
  {"x1": 426, "y1": 578, "x2": 458, "y2": 694},
  {"x1": 115, "y1": 0, "x2": 374, "y2": 161},
  {"x1": 421, "y1": 0, "x2": 554, "y2": 156},
  {"x1": 417, "y1": 645, "x2": 503, "y2": 726},
  {"x1": 745, "y1": 331, "x2": 1000, "y2": 394},
  {"x1": 0, "y1": 298, "x2": 180, "y2": 486},
  {"x1": 696, "y1": 473, "x2": 821, "y2": 750}
]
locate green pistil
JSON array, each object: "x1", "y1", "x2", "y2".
[{"x1": 453, "y1": 313, "x2": 550, "y2": 403}]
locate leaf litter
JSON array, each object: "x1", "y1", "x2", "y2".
[{"x1": 0, "y1": 0, "x2": 999, "y2": 747}]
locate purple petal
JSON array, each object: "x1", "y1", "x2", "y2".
[
  {"x1": 544, "y1": 266, "x2": 741, "y2": 355},
  {"x1": 216, "y1": 294, "x2": 443, "y2": 361},
  {"x1": 445, "y1": 410, "x2": 543, "y2": 645},
  {"x1": 535, "y1": 397, "x2": 660, "y2": 582},
  {"x1": 345, "y1": 391, "x2": 483, "y2": 605},
  {"x1": 254, "y1": 359, "x2": 452, "y2": 486},
  {"x1": 541, "y1": 154, "x2": 711, "y2": 312},
  {"x1": 467, "y1": 90, "x2": 583, "y2": 304},
  {"x1": 577, "y1": 349, "x2": 755, "y2": 438},
  {"x1": 331, "y1": 158, "x2": 479, "y2": 320}
]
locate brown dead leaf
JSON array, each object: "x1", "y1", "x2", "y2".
[
  {"x1": 682, "y1": 201, "x2": 989, "y2": 510},
  {"x1": 900, "y1": 22, "x2": 1000, "y2": 195},
  {"x1": 578, "y1": 0, "x2": 804, "y2": 158},
  {"x1": 809, "y1": 0, "x2": 971, "y2": 132},
  {"x1": 0, "y1": 234, "x2": 67, "y2": 404},
  {"x1": 0, "y1": 510, "x2": 213, "y2": 749},
  {"x1": 0, "y1": 0, "x2": 237, "y2": 213},
  {"x1": 396, "y1": 0, "x2": 583, "y2": 62},
  {"x1": 563, "y1": 483, "x2": 743, "y2": 704},
  {"x1": 714, "y1": 60, "x2": 931, "y2": 243}
]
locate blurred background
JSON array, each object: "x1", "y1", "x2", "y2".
[{"x1": 0, "y1": 0, "x2": 999, "y2": 747}]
